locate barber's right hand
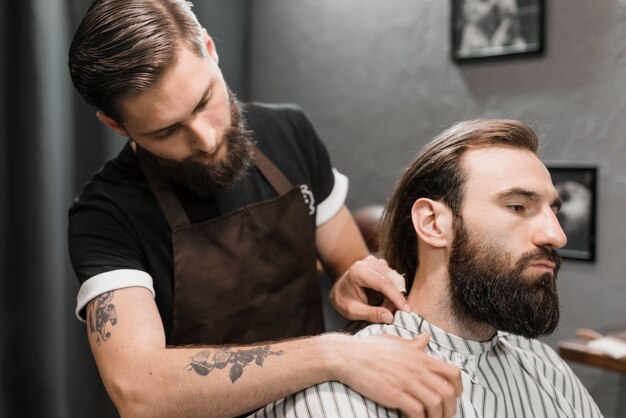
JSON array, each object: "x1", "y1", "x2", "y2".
[
  {"x1": 330, "y1": 255, "x2": 409, "y2": 324},
  {"x1": 335, "y1": 332, "x2": 462, "y2": 418}
]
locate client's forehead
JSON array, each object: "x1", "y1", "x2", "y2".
[{"x1": 460, "y1": 145, "x2": 556, "y2": 201}]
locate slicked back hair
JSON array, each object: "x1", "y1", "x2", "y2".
[
  {"x1": 69, "y1": 0, "x2": 206, "y2": 122},
  {"x1": 378, "y1": 119, "x2": 540, "y2": 291}
]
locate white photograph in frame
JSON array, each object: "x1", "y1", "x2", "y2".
[
  {"x1": 451, "y1": 0, "x2": 545, "y2": 62},
  {"x1": 546, "y1": 163, "x2": 597, "y2": 262}
]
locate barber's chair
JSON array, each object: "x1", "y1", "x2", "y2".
[{"x1": 352, "y1": 205, "x2": 385, "y2": 254}]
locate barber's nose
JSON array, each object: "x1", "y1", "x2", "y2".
[
  {"x1": 188, "y1": 118, "x2": 219, "y2": 154},
  {"x1": 534, "y1": 209, "x2": 567, "y2": 249}
]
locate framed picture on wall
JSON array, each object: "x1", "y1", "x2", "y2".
[
  {"x1": 546, "y1": 163, "x2": 597, "y2": 262},
  {"x1": 451, "y1": 0, "x2": 545, "y2": 62}
]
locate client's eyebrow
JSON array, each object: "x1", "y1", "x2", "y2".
[{"x1": 497, "y1": 187, "x2": 562, "y2": 211}]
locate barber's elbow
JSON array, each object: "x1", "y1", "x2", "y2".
[{"x1": 102, "y1": 371, "x2": 157, "y2": 418}]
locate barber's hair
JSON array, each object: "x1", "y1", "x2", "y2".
[
  {"x1": 379, "y1": 119, "x2": 539, "y2": 289},
  {"x1": 69, "y1": 0, "x2": 205, "y2": 122}
]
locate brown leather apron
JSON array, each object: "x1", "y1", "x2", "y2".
[{"x1": 141, "y1": 146, "x2": 324, "y2": 346}]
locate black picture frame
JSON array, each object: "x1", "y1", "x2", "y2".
[
  {"x1": 451, "y1": 0, "x2": 545, "y2": 62},
  {"x1": 546, "y1": 163, "x2": 597, "y2": 262}
]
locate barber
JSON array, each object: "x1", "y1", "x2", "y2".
[{"x1": 68, "y1": 1, "x2": 462, "y2": 417}]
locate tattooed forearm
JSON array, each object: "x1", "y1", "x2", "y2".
[
  {"x1": 186, "y1": 346, "x2": 284, "y2": 383},
  {"x1": 87, "y1": 291, "x2": 118, "y2": 345}
]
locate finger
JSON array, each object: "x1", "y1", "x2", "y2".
[
  {"x1": 419, "y1": 357, "x2": 462, "y2": 396},
  {"x1": 378, "y1": 307, "x2": 395, "y2": 324},
  {"x1": 395, "y1": 393, "x2": 425, "y2": 418},
  {"x1": 358, "y1": 256, "x2": 390, "y2": 278},
  {"x1": 442, "y1": 381, "x2": 459, "y2": 418},
  {"x1": 414, "y1": 331, "x2": 430, "y2": 350},
  {"x1": 377, "y1": 338, "x2": 457, "y2": 418},
  {"x1": 405, "y1": 343, "x2": 462, "y2": 398},
  {"x1": 405, "y1": 380, "x2": 444, "y2": 418},
  {"x1": 361, "y1": 259, "x2": 409, "y2": 311},
  {"x1": 428, "y1": 362, "x2": 463, "y2": 396},
  {"x1": 404, "y1": 333, "x2": 462, "y2": 396},
  {"x1": 411, "y1": 369, "x2": 458, "y2": 418},
  {"x1": 384, "y1": 270, "x2": 406, "y2": 294},
  {"x1": 359, "y1": 268, "x2": 409, "y2": 312},
  {"x1": 346, "y1": 302, "x2": 395, "y2": 324},
  {"x1": 380, "y1": 298, "x2": 399, "y2": 315},
  {"x1": 364, "y1": 257, "x2": 406, "y2": 293},
  {"x1": 364, "y1": 255, "x2": 389, "y2": 267}
]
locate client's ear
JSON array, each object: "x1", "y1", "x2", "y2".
[{"x1": 410, "y1": 198, "x2": 453, "y2": 248}]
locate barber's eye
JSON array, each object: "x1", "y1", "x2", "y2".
[
  {"x1": 196, "y1": 94, "x2": 212, "y2": 113},
  {"x1": 155, "y1": 126, "x2": 179, "y2": 140},
  {"x1": 198, "y1": 99, "x2": 210, "y2": 109}
]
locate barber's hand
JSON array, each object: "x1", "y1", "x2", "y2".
[
  {"x1": 337, "y1": 332, "x2": 462, "y2": 418},
  {"x1": 330, "y1": 255, "x2": 409, "y2": 323}
]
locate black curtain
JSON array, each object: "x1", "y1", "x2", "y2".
[
  {"x1": 1, "y1": 0, "x2": 250, "y2": 417},
  {"x1": 2, "y1": 0, "x2": 117, "y2": 416}
]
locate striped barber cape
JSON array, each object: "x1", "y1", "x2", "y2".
[{"x1": 252, "y1": 311, "x2": 603, "y2": 418}]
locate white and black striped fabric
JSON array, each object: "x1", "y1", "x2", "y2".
[{"x1": 253, "y1": 311, "x2": 603, "y2": 418}]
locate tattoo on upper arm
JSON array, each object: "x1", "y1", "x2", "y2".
[
  {"x1": 186, "y1": 346, "x2": 284, "y2": 383},
  {"x1": 87, "y1": 291, "x2": 118, "y2": 345}
]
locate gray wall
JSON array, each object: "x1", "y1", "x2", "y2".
[
  {"x1": 249, "y1": 1, "x2": 626, "y2": 416},
  {"x1": 195, "y1": 0, "x2": 251, "y2": 99}
]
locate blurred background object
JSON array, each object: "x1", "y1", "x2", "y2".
[{"x1": 352, "y1": 205, "x2": 385, "y2": 254}]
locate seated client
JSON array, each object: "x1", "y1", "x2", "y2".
[{"x1": 254, "y1": 119, "x2": 603, "y2": 418}]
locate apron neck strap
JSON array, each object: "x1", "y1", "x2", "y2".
[
  {"x1": 137, "y1": 145, "x2": 294, "y2": 230},
  {"x1": 253, "y1": 146, "x2": 293, "y2": 195},
  {"x1": 138, "y1": 154, "x2": 191, "y2": 229}
]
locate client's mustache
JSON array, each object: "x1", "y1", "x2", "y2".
[{"x1": 518, "y1": 247, "x2": 562, "y2": 274}]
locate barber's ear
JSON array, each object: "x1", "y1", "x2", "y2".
[
  {"x1": 202, "y1": 28, "x2": 219, "y2": 64},
  {"x1": 96, "y1": 111, "x2": 128, "y2": 137},
  {"x1": 410, "y1": 198, "x2": 453, "y2": 248}
]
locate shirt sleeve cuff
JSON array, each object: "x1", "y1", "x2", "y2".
[
  {"x1": 75, "y1": 269, "x2": 155, "y2": 322},
  {"x1": 316, "y1": 168, "x2": 349, "y2": 226}
]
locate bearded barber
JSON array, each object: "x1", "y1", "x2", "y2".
[{"x1": 67, "y1": 1, "x2": 463, "y2": 417}]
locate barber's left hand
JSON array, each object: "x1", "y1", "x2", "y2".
[{"x1": 330, "y1": 255, "x2": 410, "y2": 323}]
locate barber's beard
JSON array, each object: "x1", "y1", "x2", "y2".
[
  {"x1": 136, "y1": 90, "x2": 255, "y2": 195},
  {"x1": 447, "y1": 218, "x2": 562, "y2": 339}
]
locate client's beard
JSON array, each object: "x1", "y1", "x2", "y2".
[
  {"x1": 448, "y1": 218, "x2": 562, "y2": 339},
  {"x1": 136, "y1": 90, "x2": 255, "y2": 195}
]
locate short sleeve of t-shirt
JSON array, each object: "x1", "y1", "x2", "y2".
[
  {"x1": 68, "y1": 157, "x2": 167, "y2": 319},
  {"x1": 244, "y1": 103, "x2": 347, "y2": 225},
  {"x1": 69, "y1": 202, "x2": 144, "y2": 281}
]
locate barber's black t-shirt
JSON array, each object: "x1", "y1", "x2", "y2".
[{"x1": 68, "y1": 103, "x2": 346, "y2": 335}]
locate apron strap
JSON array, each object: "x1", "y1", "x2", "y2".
[
  {"x1": 138, "y1": 155, "x2": 191, "y2": 230},
  {"x1": 253, "y1": 146, "x2": 293, "y2": 195},
  {"x1": 138, "y1": 145, "x2": 294, "y2": 230}
]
